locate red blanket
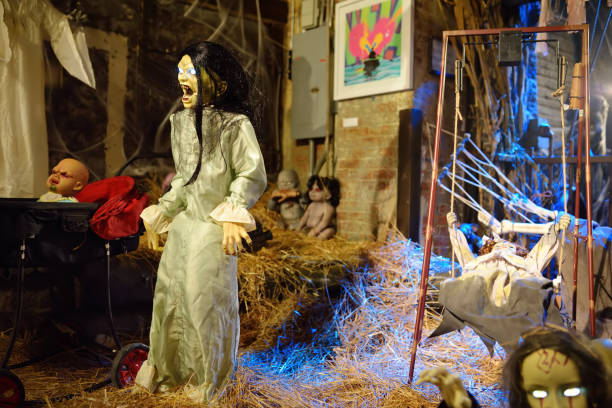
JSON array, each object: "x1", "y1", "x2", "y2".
[{"x1": 75, "y1": 176, "x2": 149, "y2": 240}]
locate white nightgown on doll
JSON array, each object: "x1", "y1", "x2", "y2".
[
  {"x1": 136, "y1": 108, "x2": 266, "y2": 401},
  {"x1": 432, "y1": 220, "x2": 565, "y2": 353}
]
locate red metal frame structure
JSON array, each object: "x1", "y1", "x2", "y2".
[{"x1": 408, "y1": 24, "x2": 595, "y2": 383}]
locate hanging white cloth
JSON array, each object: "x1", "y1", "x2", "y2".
[
  {"x1": 0, "y1": 0, "x2": 95, "y2": 198},
  {"x1": 447, "y1": 217, "x2": 564, "y2": 307}
]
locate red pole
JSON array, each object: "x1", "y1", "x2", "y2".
[
  {"x1": 408, "y1": 32, "x2": 448, "y2": 383},
  {"x1": 572, "y1": 111, "x2": 583, "y2": 324},
  {"x1": 581, "y1": 28, "x2": 596, "y2": 336}
]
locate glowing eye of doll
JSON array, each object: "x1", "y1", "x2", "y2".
[
  {"x1": 563, "y1": 387, "x2": 582, "y2": 398},
  {"x1": 531, "y1": 390, "x2": 548, "y2": 399},
  {"x1": 177, "y1": 67, "x2": 197, "y2": 76}
]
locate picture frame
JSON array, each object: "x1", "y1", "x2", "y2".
[{"x1": 333, "y1": 0, "x2": 414, "y2": 101}]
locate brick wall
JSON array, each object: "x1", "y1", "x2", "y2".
[
  {"x1": 332, "y1": 0, "x2": 453, "y2": 247},
  {"x1": 282, "y1": 0, "x2": 454, "y2": 254},
  {"x1": 335, "y1": 93, "x2": 411, "y2": 241}
]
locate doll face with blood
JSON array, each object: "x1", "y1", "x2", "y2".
[
  {"x1": 308, "y1": 180, "x2": 331, "y2": 202},
  {"x1": 521, "y1": 348, "x2": 586, "y2": 408},
  {"x1": 177, "y1": 54, "x2": 214, "y2": 109},
  {"x1": 46, "y1": 158, "x2": 89, "y2": 197}
]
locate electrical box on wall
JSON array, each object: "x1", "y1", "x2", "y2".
[{"x1": 291, "y1": 26, "x2": 329, "y2": 140}]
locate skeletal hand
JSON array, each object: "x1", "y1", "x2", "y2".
[
  {"x1": 447, "y1": 212, "x2": 458, "y2": 227},
  {"x1": 222, "y1": 222, "x2": 251, "y2": 256},
  {"x1": 416, "y1": 367, "x2": 472, "y2": 408},
  {"x1": 555, "y1": 213, "x2": 571, "y2": 232}
]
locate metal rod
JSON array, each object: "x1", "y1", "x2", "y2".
[
  {"x1": 104, "y1": 241, "x2": 122, "y2": 350},
  {"x1": 309, "y1": 139, "x2": 315, "y2": 176},
  {"x1": 446, "y1": 25, "x2": 588, "y2": 37},
  {"x1": 581, "y1": 33, "x2": 596, "y2": 336},
  {"x1": 533, "y1": 155, "x2": 612, "y2": 164},
  {"x1": 408, "y1": 32, "x2": 448, "y2": 384},
  {"x1": 572, "y1": 111, "x2": 583, "y2": 324},
  {"x1": 1, "y1": 240, "x2": 26, "y2": 369}
]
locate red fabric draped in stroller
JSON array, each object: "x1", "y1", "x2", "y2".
[{"x1": 75, "y1": 176, "x2": 149, "y2": 240}]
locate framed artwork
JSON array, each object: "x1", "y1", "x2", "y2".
[{"x1": 333, "y1": 0, "x2": 414, "y2": 101}]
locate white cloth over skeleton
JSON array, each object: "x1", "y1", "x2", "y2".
[
  {"x1": 448, "y1": 217, "x2": 563, "y2": 307},
  {"x1": 0, "y1": 0, "x2": 95, "y2": 198}
]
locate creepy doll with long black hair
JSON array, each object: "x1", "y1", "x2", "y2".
[
  {"x1": 417, "y1": 325, "x2": 611, "y2": 408},
  {"x1": 297, "y1": 175, "x2": 340, "y2": 240},
  {"x1": 136, "y1": 41, "x2": 267, "y2": 402}
]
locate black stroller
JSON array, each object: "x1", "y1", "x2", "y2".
[{"x1": 0, "y1": 198, "x2": 149, "y2": 407}]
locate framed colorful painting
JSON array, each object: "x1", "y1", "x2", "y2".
[{"x1": 333, "y1": 0, "x2": 414, "y2": 100}]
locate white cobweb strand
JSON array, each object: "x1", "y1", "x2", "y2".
[{"x1": 438, "y1": 134, "x2": 557, "y2": 226}]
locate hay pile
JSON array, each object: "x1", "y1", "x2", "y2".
[
  {"x1": 236, "y1": 189, "x2": 373, "y2": 350},
  {"x1": 137, "y1": 186, "x2": 373, "y2": 349},
  {"x1": 1, "y1": 187, "x2": 505, "y2": 407}
]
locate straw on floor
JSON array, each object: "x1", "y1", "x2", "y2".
[{"x1": 1, "y1": 187, "x2": 505, "y2": 407}]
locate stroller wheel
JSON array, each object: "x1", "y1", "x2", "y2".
[
  {"x1": 0, "y1": 369, "x2": 25, "y2": 408},
  {"x1": 111, "y1": 343, "x2": 149, "y2": 388}
]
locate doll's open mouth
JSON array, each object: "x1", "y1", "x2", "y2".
[{"x1": 182, "y1": 84, "x2": 194, "y2": 96}]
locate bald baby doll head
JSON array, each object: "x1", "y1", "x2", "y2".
[{"x1": 46, "y1": 158, "x2": 90, "y2": 197}]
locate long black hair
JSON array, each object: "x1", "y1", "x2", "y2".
[
  {"x1": 504, "y1": 325, "x2": 610, "y2": 408},
  {"x1": 305, "y1": 175, "x2": 341, "y2": 207},
  {"x1": 179, "y1": 41, "x2": 256, "y2": 186}
]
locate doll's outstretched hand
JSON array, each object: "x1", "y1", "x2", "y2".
[
  {"x1": 223, "y1": 222, "x2": 252, "y2": 256},
  {"x1": 271, "y1": 189, "x2": 299, "y2": 203},
  {"x1": 416, "y1": 367, "x2": 472, "y2": 408}
]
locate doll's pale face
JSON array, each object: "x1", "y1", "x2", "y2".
[
  {"x1": 521, "y1": 349, "x2": 586, "y2": 408},
  {"x1": 278, "y1": 170, "x2": 299, "y2": 190},
  {"x1": 177, "y1": 55, "x2": 214, "y2": 109},
  {"x1": 46, "y1": 158, "x2": 88, "y2": 197},
  {"x1": 309, "y1": 181, "x2": 330, "y2": 202},
  {"x1": 492, "y1": 241, "x2": 517, "y2": 255}
]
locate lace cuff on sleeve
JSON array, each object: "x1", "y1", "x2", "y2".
[{"x1": 210, "y1": 201, "x2": 256, "y2": 232}]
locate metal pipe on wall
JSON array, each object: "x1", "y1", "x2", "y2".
[{"x1": 309, "y1": 138, "x2": 316, "y2": 176}]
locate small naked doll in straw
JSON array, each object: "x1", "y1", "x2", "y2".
[
  {"x1": 297, "y1": 175, "x2": 340, "y2": 240},
  {"x1": 431, "y1": 211, "x2": 571, "y2": 352}
]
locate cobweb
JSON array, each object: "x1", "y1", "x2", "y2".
[{"x1": 44, "y1": 0, "x2": 283, "y2": 181}]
